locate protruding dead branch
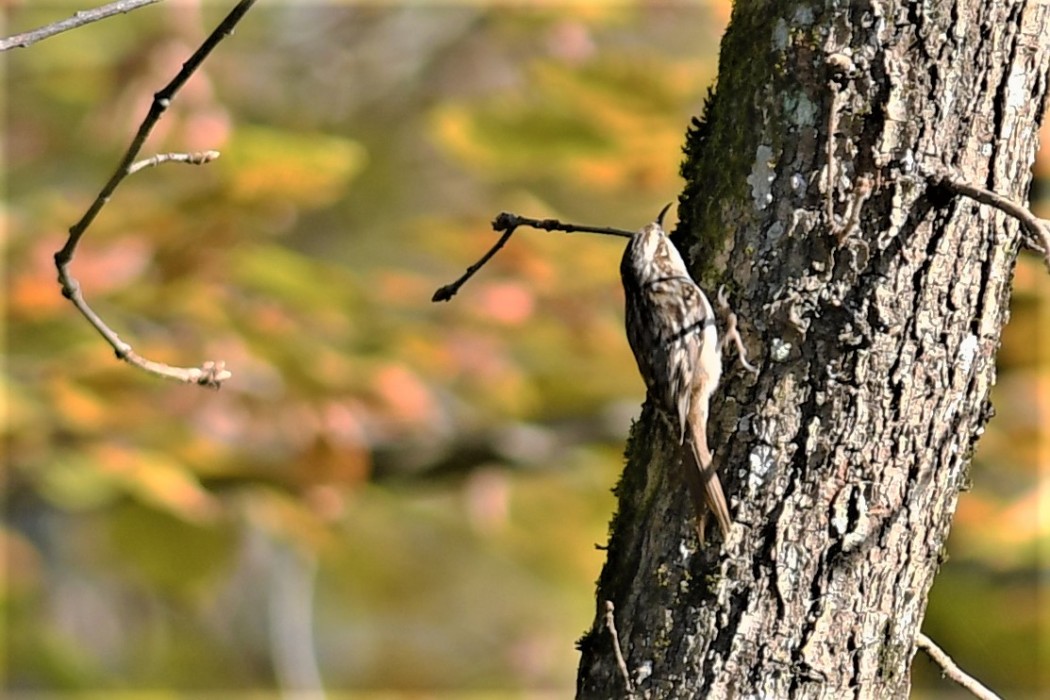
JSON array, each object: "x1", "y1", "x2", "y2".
[
  {"x1": 604, "y1": 601, "x2": 635, "y2": 697},
  {"x1": 926, "y1": 168, "x2": 1050, "y2": 272},
  {"x1": 915, "y1": 632, "x2": 1001, "y2": 700}
]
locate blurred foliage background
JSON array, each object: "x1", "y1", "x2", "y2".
[{"x1": 2, "y1": 1, "x2": 1046, "y2": 697}]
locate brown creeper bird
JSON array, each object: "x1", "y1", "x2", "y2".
[{"x1": 620, "y1": 207, "x2": 732, "y2": 541}]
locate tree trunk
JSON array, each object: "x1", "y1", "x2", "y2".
[{"x1": 577, "y1": 2, "x2": 1050, "y2": 698}]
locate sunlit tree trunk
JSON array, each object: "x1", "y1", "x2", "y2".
[{"x1": 577, "y1": 2, "x2": 1049, "y2": 698}]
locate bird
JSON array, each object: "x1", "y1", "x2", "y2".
[{"x1": 619, "y1": 205, "x2": 732, "y2": 542}]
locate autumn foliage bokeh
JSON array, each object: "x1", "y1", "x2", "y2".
[{"x1": 3, "y1": 2, "x2": 1046, "y2": 695}]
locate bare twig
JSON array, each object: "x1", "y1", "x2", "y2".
[
  {"x1": 1, "y1": 0, "x2": 163, "y2": 52},
  {"x1": 431, "y1": 227, "x2": 517, "y2": 302},
  {"x1": 916, "y1": 632, "x2": 1001, "y2": 700},
  {"x1": 53, "y1": 0, "x2": 257, "y2": 388},
  {"x1": 926, "y1": 168, "x2": 1050, "y2": 271},
  {"x1": 604, "y1": 601, "x2": 635, "y2": 696},
  {"x1": 432, "y1": 212, "x2": 633, "y2": 302}
]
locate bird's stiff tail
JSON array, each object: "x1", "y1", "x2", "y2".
[{"x1": 682, "y1": 430, "x2": 732, "y2": 543}]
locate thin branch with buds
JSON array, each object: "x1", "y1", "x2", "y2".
[
  {"x1": 53, "y1": 0, "x2": 257, "y2": 388},
  {"x1": 432, "y1": 212, "x2": 632, "y2": 302},
  {"x1": 915, "y1": 632, "x2": 1001, "y2": 700},
  {"x1": 491, "y1": 212, "x2": 635, "y2": 239},
  {"x1": 1, "y1": 0, "x2": 164, "y2": 52},
  {"x1": 128, "y1": 149, "x2": 220, "y2": 175}
]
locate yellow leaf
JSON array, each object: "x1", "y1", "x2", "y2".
[
  {"x1": 92, "y1": 444, "x2": 221, "y2": 524},
  {"x1": 223, "y1": 125, "x2": 367, "y2": 208}
]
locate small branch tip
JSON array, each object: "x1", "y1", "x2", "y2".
[
  {"x1": 492, "y1": 212, "x2": 517, "y2": 231},
  {"x1": 431, "y1": 286, "x2": 456, "y2": 303}
]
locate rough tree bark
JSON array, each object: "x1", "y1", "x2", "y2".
[{"x1": 577, "y1": 2, "x2": 1049, "y2": 698}]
